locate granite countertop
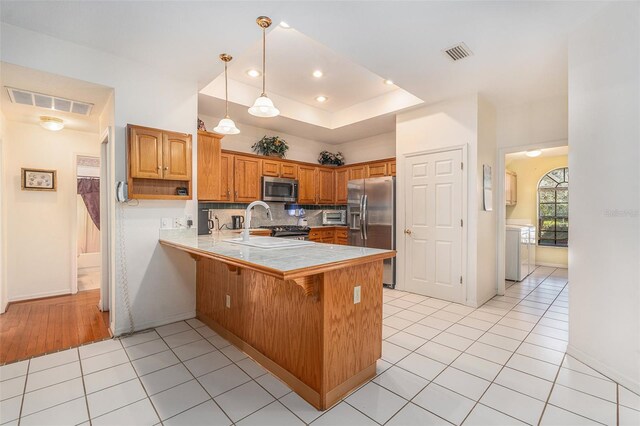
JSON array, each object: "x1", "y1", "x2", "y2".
[{"x1": 159, "y1": 229, "x2": 395, "y2": 279}]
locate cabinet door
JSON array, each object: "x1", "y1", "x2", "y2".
[
  {"x1": 349, "y1": 165, "x2": 366, "y2": 180},
  {"x1": 298, "y1": 166, "x2": 317, "y2": 204},
  {"x1": 334, "y1": 168, "x2": 348, "y2": 204},
  {"x1": 234, "y1": 155, "x2": 262, "y2": 202},
  {"x1": 219, "y1": 153, "x2": 234, "y2": 201},
  {"x1": 262, "y1": 159, "x2": 280, "y2": 177},
  {"x1": 308, "y1": 230, "x2": 322, "y2": 242},
  {"x1": 318, "y1": 168, "x2": 335, "y2": 204},
  {"x1": 162, "y1": 132, "x2": 192, "y2": 180},
  {"x1": 197, "y1": 132, "x2": 222, "y2": 200},
  {"x1": 280, "y1": 163, "x2": 298, "y2": 179},
  {"x1": 388, "y1": 160, "x2": 396, "y2": 176},
  {"x1": 129, "y1": 126, "x2": 163, "y2": 179},
  {"x1": 367, "y1": 162, "x2": 387, "y2": 178}
]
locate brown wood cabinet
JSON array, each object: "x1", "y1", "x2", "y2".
[
  {"x1": 366, "y1": 162, "x2": 388, "y2": 178},
  {"x1": 234, "y1": 155, "x2": 262, "y2": 202},
  {"x1": 280, "y1": 163, "x2": 298, "y2": 179},
  {"x1": 197, "y1": 131, "x2": 223, "y2": 201},
  {"x1": 334, "y1": 168, "x2": 349, "y2": 204},
  {"x1": 219, "y1": 153, "x2": 234, "y2": 201},
  {"x1": 388, "y1": 160, "x2": 396, "y2": 176},
  {"x1": 309, "y1": 226, "x2": 349, "y2": 245},
  {"x1": 317, "y1": 168, "x2": 335, "y2": 204},
  {"x1": 262, "y1": 159, "x2": 280, "y2": 177},
  {"x1": 127, "y1": 124, "x2": 192, "y2": 200},
  {"x1": 297, "y1": 165, "x2": 317, "y2": 204},
  {"x1": 349, "y1": 165, "x2": 367, "y2": 180}
]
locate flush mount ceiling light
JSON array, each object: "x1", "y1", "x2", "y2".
[
  {"x1": 312, "y1": 70, "x2": 323, "y2": 78},
  {"x1": 279, "y1": 21, "x2": 291, "y2": 29},
  {"x1": 383, "y1": 79, "x2": 394, "y2": 85},
  {"x1": 213, "y1": 53, "x2": 240, "y2": 135},
  {"x1": 246, "y1": 69, "x2": 261, "y2": 78},
  {"x1": 39, "y1": 116, "x2": 64, "y2": 131},
  {"x1": 526, "y1": 149, "x2": 542, "y2": 158},
  {"x1": 248, "y1": 16, "x2": 280, "y2": 118},
  {"x1": 315, "y1": 95, "x2": 328, "y2": 103}
]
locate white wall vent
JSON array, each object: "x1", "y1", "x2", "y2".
[
  {"x1": 443, "y1": 43, "x2": 473, "y2": 62},
  {"x1": 6, "y1": 87, "x2": 94, "y2": 116}
]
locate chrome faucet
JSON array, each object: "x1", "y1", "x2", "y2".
[{"x1": 243, "y1": 201, "x2": 272, "y2": 241}]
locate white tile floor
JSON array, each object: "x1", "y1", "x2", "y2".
[{"x1": 1, "y1": 266, "x2": 639, "y2": 425}]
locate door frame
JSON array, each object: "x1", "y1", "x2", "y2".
[
  {"x1": 496, "y1": 139, "x2": 568, "y2": 295},
  {"x1": 397, "y1": 144, "x2": 468, "y2": 304}
]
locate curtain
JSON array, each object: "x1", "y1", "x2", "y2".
[
  {"x1": 77, "y1": 178, "x2": 100, "y2": 230},
  {"x1": 77, "y1": 196, "x2": 100, "y2": 254}
]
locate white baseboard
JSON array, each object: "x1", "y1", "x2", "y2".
[
  {"x1": 8, "y1": 289, "x2": 71, "y2": 303},
  {"x1": 567, "y1": 344, "x2": 640, "y2": 395},
  {"x1": 535, "y1": 262, "x2": 568, "y2": 268},
  {"x1": 0, "y1": 299, "x2": 8, "y2": 314},
  {"x1": 113, "y1": 310, "x2": 196, "y2": 337}
]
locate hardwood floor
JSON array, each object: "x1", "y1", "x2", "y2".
[{"x1": 0, "y1": 290, "x2": 111, "y2": 365}]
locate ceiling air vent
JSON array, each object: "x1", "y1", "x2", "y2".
[
  {"x1": 443, "y1": 43, "x2": 473, "y2": 62},
  {"x1": 6, "y1": 87, "x2": 94, "y2": 116}
]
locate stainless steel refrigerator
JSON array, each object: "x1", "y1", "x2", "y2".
[{"x1": 348, "y1": 176, "x2": 396, "y2": 287}]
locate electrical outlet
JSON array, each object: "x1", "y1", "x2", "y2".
[
  {"x1": 161, "y1": 218, "x2": 172, "y2": 229},
  {"x1": 186, "y1": 214, "x2": 193, "y2": 222},
  {"x1": 354, "y1": 286, "x2": 361, "y2": 304},
  {"x1": 225, "y1": 295, "x2": 231, "y2": 308},
  {"x1": 173, "y1": 217, "x2": 182, "y2": 228}
]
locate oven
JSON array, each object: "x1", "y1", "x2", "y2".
[{"x1": 262, "y1": 177, "x2": 298, "y2": 203}]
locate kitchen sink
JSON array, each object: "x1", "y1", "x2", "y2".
[{"x1": 226, "y1": 236, "x2": 313, "y2": 249}]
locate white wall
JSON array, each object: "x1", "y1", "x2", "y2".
[
  {"x1": 496, "y1": 95, "x2": 568, "y2": 149},
  {"x1": 0, "y1": 110, "x2": 6, "y2": 313},
  {"x1": 475, "y1": 98, "x2": 497, "y2": 305},
  {"x1": 1, "y1": 23, "x2": 198, "y2": 334},
  {"x1": 199, "y1": 114, "x2": 333, "y2": 164},
  {"x1": 3, "y1": 121, "x2": 99, "y2": 300},
  {"x1": 334, "y1": 132, "x2": 396, "y2": 164},
  {"x1": 567, "y1": 2, "x2": 640, "y2": 393}
]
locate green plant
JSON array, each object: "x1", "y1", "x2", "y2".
[
  {"x1": 318, "y1": 151, "x2": 345, "y2": 166},
  {"x1": 251, "y1": 135, "x2": 289, "y2": 158}
]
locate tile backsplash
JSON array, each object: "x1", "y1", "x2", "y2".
[{"x1": 197, "y1": 202, "x2": 346, "y2": 235}]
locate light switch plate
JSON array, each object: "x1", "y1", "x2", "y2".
[
  {"x1": 225, "y1": 295, "x2": 231, "y2": 308},
  {"x1": 161, "y1": 218, "x2": 172, "y2": 229},
  {"x1": 354, "y1": 286, "x2": 361, "y2": 304}
]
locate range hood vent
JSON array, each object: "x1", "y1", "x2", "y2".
[
  {"x1": 6, "y1": 87, "x2": 94, "y2": 116},
  {"x1": 443, "y1": 43, "x2": 473, "y2": 62}
]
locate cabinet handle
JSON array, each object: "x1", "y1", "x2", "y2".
[
  {"x1": 227, "y1": 190, "x2": 230, "y2": 198},
  {"x1": 164, "y1": 167, "x2": 168, "y2": 170},
  {"x1": 234, "y1": 191, "x2": 238, "y2": 199},
  {"x1": 157, "y1": 166, "x2": 161, "y2": 170}
]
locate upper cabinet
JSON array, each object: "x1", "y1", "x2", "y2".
[
  {"x1": 366, "y1": 161, "x2": 388, "y2": 178},
  {"x1": 335, "y1": 168, "x2": 349, "y2": 204},
  {"x1": 505, "y1": 170, "x2": 517, "y2": 206},
  {"x1": 317, "y1": 168, "x2": 335, "y2": 204},
  {"x1": 234, "y1": 155, "x2": 262, "y2": 202},
  {"x1": 261, "y1": 159, "x2": 298, "y2": 179},
  {"x1": 388, "y1": 160, "x2": 396, "y2": 176},
  {"x1": 219, "y1": 153, "x2": 234, "y2": 201},
  {"x1": 127, "y1": 124, "x2": 192, "y2": 200},
  {"x1": 349, "y1": 165, "x2": 367, "y2": 180},
  {"x1": 297, "y1": 165, "x2": 317, "y2": 204},
  {"x1": 197, "y1": 131, "x2": 223, "y2": 201}
]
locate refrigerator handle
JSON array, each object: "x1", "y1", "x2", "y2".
[
  {"x1": 359, "y1": 195, "x2": 365, "y2": 240},
  {"x1": 362, "y1": 194, "x2": 368, "y2": 240}
]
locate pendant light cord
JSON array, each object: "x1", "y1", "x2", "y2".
[
  {"x1": 224, "y1": 60, "x2": 229, "y2": 118},
  {"x1": 261, "y1": 27, "x2": 266, "y2": 96}
]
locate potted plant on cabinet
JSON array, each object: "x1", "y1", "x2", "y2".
[
  {"x1": 318, "y1": 151, "x2": 345, "y2": 166},
  {"x1": 252, "y1": 135, "x2": 289, "y2": 158}
]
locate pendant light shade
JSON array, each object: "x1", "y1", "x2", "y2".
[
  {"x1": 214, "y1": 53, "x2": 241, "y2": 135},
  {"x1": 248, "y1": 16, "x2": 279, "y2": 118}
]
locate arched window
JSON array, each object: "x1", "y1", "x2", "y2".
[{"x1": 538, "y1": 167, "x2": 568, "y2": 247}]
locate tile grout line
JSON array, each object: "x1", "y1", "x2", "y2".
[
  {"x1": 76, "y1": 348, "x2": 93, "y2": 426},
  {"x1": 15, "y1": 358, "x2": 30, "y2": 426}
]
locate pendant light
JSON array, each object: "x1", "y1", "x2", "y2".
[
  {"x1": 248, "y1": 16, "x2": 280, "y2": 118},
  {"x1": 214, "y1": 53, "x2": 241, "y2": 135}
]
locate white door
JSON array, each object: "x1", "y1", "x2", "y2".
[{"x1": 404, "y1": 149, "x2": 464, "y2": 302}]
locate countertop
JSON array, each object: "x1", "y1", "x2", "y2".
[{"x1": 159, "y1": 229, "x2": 395, "y2": 280}]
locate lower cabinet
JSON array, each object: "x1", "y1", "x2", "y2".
[{"x1": 309, "y1": 227, "x2": 349, "y2": 245}]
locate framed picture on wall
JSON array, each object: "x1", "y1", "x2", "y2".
[{"x1": 21, "y1": 168, "x2": 57, "y2": 191}]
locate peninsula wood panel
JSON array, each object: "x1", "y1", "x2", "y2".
[{"x1": 194, "y1": 256, "x2": 384, "y2": 410}]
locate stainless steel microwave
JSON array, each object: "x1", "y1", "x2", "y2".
[
  {"x1": 322, "y1": 210, "x2": 347, "y2": 225},
  {"x1": 262, "y1": 176, "x2": 298, "y2": 202}
]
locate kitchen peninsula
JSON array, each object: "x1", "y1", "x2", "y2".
[{"x1": 160, "y1": 229, "x2": 395, "y2": 410}]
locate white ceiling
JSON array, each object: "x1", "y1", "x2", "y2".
[
  {"x1": 0, "y1": 62, "x2": 112, "y2": 133},
  {"x1": 506, "y1": 146, "x2": 568, "y2": 161},
  {"x1": 0, "y1": 1, "x2": 607, "y2": 138}
]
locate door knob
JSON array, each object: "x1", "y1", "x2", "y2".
[{"x1": 404, "y1": 229, "x2": 412, "y2": 235}]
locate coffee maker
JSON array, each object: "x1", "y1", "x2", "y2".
[{"x1": 231, "y1": 215, "x2": 245, "y2": 229}]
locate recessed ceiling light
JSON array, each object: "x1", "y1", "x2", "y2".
[
  {"x1": 526, "y1": 150, "x2": 542, "y2": 158},
  {"x1": 246, "y1": 69, "x2": 261, "y2": 78},
  {"x1": 315, "y1": 95, "x2": 328, "y2": 103},
  {"x1": 312, "y1": 70, "x2": 323, "y2": 78},
  {"x1": 384, "y1": 79, "x2": 394, "y2": 85},
  {"x1": 279, "y1": 21, "x2": 291, "y2": 29},
  {"x1": 40, "y1": 116, "x2": 64, "y2": 131}
]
